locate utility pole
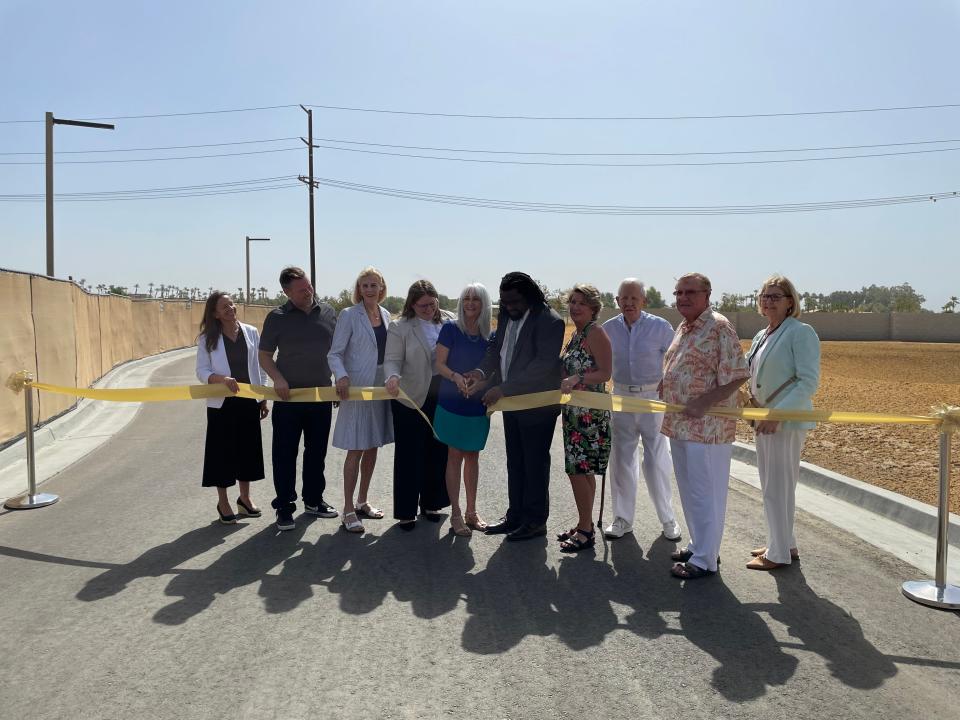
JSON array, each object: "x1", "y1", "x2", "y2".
[
  {"x1": 245, "y1": 236, "x2": 270, "y2": 306},
  {"x1": 45, "y1": 112, "x2": 115, "y2": 277},
  {"x1": 298, "y1": 104, "x2": 318, "y2": 287}
]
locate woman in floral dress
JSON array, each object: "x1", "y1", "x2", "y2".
[{"x1": 557, "y1": 283, "x2": 612, "y2": 552}]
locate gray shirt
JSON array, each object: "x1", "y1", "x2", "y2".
[
  {"x1": 602, "y1": 311, "x2": 676, "y2": 386},
  {"x1": 259, "y1": 299, "x2": 337, "y2": 388}
]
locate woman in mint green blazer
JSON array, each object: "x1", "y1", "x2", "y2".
[{"x1": 744, "y1": 275, "x2": 820, "y2": 570}]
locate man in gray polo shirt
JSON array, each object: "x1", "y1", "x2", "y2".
[
  {"x1": 602, "y1": 278, "x2": 681, "y2": 541},
  {"x1": 259, "y1": 266, "x2": 338, "y2": 531}
]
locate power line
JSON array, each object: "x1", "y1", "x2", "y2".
[
  {"x1": 3, "y1": 100, "x2": 960, "y2": 124},
  {"x1": 0, "y1": 137, "x2": 300, "y2": 155},
  {"x1": 309, "y1": 143, "x2": 960, "y2": 167},
  {"x1": 0, "y1": 105, "x2": 299, "y2": 124},
  {"x1": 304, "y1": 101, "x2": 960, "y2": 121},
  {"x1": 0, "y1": 146, "x2": 302, "y2": 165},
  {"x1": 0, "y1": 175, "x2": 300, "y2": 201},
  {"x1": 311, "y1": 177, "x2": 960, "y2": 215},
  {"x1": 310, "y1": 136, "x2": 960, "y2": 157}
]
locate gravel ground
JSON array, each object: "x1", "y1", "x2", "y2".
[{"x1": 735, "y1": 341, "x2": 960, "y2": 514}]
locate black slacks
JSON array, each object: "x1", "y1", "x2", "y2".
[
  {"x1": 270, "y1": 400, "x2": 331, "y2": 512},
  {"x1": 391, "y1": 376, "x2": 449, "y2": 520},
  {"x1": 503, "y1": 407, "x2": 559, "y2": 526}
]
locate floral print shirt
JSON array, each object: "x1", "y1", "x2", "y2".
[{"x1": 660, "y1": 309, "x2": 750, "y2": 444}]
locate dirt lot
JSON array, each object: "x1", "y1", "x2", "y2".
[{"x1": 735, "y1": 342, "x2": 960, "y2": 514}]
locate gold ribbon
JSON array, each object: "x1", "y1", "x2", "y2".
[
  {"x1": 487, "y1": 389, "x2": 946, "y2": 428},
  {"x1": 11, "y1": 374, "x2": 957, "y2": 432}
]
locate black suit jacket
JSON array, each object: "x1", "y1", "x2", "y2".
[{"x1": 479, "y1": 303, "x2": 565, "y2": 400}]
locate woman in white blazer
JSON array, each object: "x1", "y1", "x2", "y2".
[
  {"x1": 327, "y1": 267, "x2": 394, "y2": 533},
  {"x1": 745, "y1": 275, "x2": 821, "y2": 570},
  {"x1": 195, "y1": 292, "x2": 269, "y2": 524},
  {"x1": 384, "y1": 280, "x2": 455, "y2": 528}
]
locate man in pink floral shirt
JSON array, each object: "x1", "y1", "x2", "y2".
[{"x1": 660, "y1": 272, "x2": 750, "y2": 579}]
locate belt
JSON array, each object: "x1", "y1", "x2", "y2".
[{"x1": 615, "y1": 382, "x2": 659, "y2": 393}]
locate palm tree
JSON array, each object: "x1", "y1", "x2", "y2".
[
  {"x1": 943, "y1": 296, "x2": 959, "y2": 313},
  {"x1": 96, "y1": 284, "x2": 106, "y2": 294},
  {"x1": 148, "y1": 282, "x2": 154, "y2": 297}
]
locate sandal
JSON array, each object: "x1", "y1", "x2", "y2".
[
  {"x1": 671, "y1": 561, "x2": 715, "y2": 579},
  {"x1": 559, "y1": 526, "x2": 596, "y2": 553},
  {"x1": 341, "y1": 511, "x2": 365, "y2": 534},
  {"x1": 751, "y1": 546, "x2": 799, "y2": 560},
  {"x1": 556, "y1": 527, "x2": 578, "y2": 542},
  {"x1": 449, "y1": 514, "x2": 472, "y2": 537},
  {"x1": 355, "y1": 502, "x2": 384, "y2": 520},
  {"x1": 464, "y1": 511, "x2": 487, "y2": 531},
  {"x1": 671, "y1": 549, "x2": 721, "y2": 565}
]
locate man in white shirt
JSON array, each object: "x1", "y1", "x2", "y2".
[{"x1": 602, "y1": 278, "x2": 681, "y2": 541}]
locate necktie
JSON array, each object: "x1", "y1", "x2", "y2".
[{"x1": 502, "y1": 320, "x2": 519, "y2": 381}]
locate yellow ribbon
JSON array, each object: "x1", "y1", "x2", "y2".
[
  {"x1": 12, "y1": 375, "x2": 956, "y2": 431},
  {"x1": 26, "y1": 380, "x2": 437, "y2": 437},
  {"x1": 487, "y1": 389, "x2": 945, "y2": 428}
]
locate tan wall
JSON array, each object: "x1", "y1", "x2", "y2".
[
  {"x1": 0, "y1": 269, "x2": 275, "y2": 447},
  {"x1": 891, "y1": 312, "x2": 960, "y2": 342}
]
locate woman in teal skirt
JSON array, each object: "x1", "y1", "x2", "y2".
[{"x1": 434, "y1": 283, "x2": 494, "y2": 536}]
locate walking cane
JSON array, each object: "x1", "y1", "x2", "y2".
[{"x1": 597, "y1": 469, "x2": 607, "y2": 533}]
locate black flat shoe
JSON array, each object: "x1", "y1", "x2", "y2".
[
  {"x1": 217, "y1": 505, "x2": 237, "y2": 525},
  {"x1": 397, "y1": 519, "x2": 417, "y2": 532},
  {"x1": 484, "y1": 518, "x2": 519, "y2": 535},
  {"x1": 236, "y1": 497, "x2": 261, "y2": 518}
]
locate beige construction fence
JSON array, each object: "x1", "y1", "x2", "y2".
[{"x1": 0, "y1": 269, "x2": 271, "y2": 447}]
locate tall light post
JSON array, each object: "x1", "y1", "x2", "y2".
[
  {"x1": 46, "y1": 112, "x2": 115, "y2": 277},
  {"x1": 245, "y1": 236, "x2": 270, "y2": 306}
]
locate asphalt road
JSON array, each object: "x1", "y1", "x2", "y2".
[{"x1": 0, "y1": 355, "x2": 958, "y2": 720}]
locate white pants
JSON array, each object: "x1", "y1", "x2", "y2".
[
  {"x1": 756, "y1": 429, "x2": 807, "y2": 564},
  {"x1": 609, "y1": 389, "x2": 675, "y2": 525},
  {"x1": 669, "y1": 439, "x2": 733, "y2": 572}
]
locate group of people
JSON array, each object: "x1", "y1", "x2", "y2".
[{"x1": 195, "y1": 265, "x2": 820, "y2": 579}]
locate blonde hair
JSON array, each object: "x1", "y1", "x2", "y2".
[
  {"x1": 757, "y1": 274, "x2": 802, "y2": 319},
  {"x1": 566, "y1": 283, "x2": 603, "y2": 320},
  {"x1": 352, "y1": 266, "x2": 387, "y2": 304}
]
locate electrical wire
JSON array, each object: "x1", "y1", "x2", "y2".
[
  {"x1": 307, "y1": 143, "x2": 960, "y2": 167},
  {"x1": 3, "y1": 100, "x2": 960, "y2": 124},
  {"x1": 310, "y1": 177, "x2": 960, "y2": 215},
  {"x1": 0, "y1": 137, "x2": 300, "y2": 155},
  {"x1": 0, "y1": 146, "x2": 302, "y2": 165}
]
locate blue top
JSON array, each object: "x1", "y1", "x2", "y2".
[{"x1": 437, "y1": 321, "x2": 492, "y2": 416}]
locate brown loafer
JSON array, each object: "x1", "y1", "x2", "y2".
[
  {"x1": 750, "y1": 546, "x2": 799, "y2": 560},
  {"x1": 746, "y1": 556, "x2": 788, "y2": 571}
]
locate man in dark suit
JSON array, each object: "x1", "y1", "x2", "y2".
[{"x1": 464, "y1": 272, "x2": 565, "y2": 541}]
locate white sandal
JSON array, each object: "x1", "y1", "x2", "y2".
[{"x1": 342, "y1": 511, "x2": 365, "y2": 534}]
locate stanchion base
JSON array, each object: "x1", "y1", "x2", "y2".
[
  {"x1": 3, "y1": 493, "x2": 59, "y2": 510},
  {"x1": 902, "y1": 580, "x2": 960, "y2": 610}
]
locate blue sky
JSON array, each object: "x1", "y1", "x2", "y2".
[{"x1": 2, "y1": 1, "x2": 958, "y2": 308}]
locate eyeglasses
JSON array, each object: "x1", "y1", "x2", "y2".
[
  {"x1": 414, "y1": 299, "x2": 438, "y2": 310},
  {"x1": 760, "y1": 293, "x2": 787, "y2": 301},
  {"x1": 672, "y1": 289, "x2": 706, "y2": 297}
]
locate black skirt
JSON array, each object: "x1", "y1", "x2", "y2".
[{"x1": 201, "y1": 396, "x2": 265, "y2": 487}]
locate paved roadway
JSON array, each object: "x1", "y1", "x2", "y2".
[{"x1": 0, "y1": 355, "x2": 958, "y2": 720}]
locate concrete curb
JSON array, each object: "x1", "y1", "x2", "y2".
[
  {"x1": 0, "y1": 347, "x2": 196, "y2": 502},
  {"x1": 732, "y1": 441, "x2": 960, "y2": 548}
]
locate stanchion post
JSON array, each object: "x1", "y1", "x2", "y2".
[
  {"x1": 902, "y1": 430, "x2": 959, "y2": 609},
  {"x1": 4, "y1": 374, "x2": 59, "y2": 510}
]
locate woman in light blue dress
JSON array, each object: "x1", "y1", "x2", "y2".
[{"x1": 328, "y1": 267, "x2": 394, "y2": 533}]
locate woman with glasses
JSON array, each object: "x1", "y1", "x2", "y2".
[
  {"x1": 384, "y1": 280, "x2": 455, "y2": 529},
  {"x1": 744, "y1": 275, "x2": 821, "y2": 570}
]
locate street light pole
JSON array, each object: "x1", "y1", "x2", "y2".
[
  {"x1": 45, "y1": 113, "x2": 115, "y2": 277},
  {"x1": 245, "y1": 236, "x2": 270, "y2": 306}
]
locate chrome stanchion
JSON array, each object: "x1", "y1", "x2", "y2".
[
  {"x1": 4, "y1": 372, "x2": 59, "y2": 510},
  {"x1": 902, "y1": 430, "x2": 959, "y2": 609}
]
